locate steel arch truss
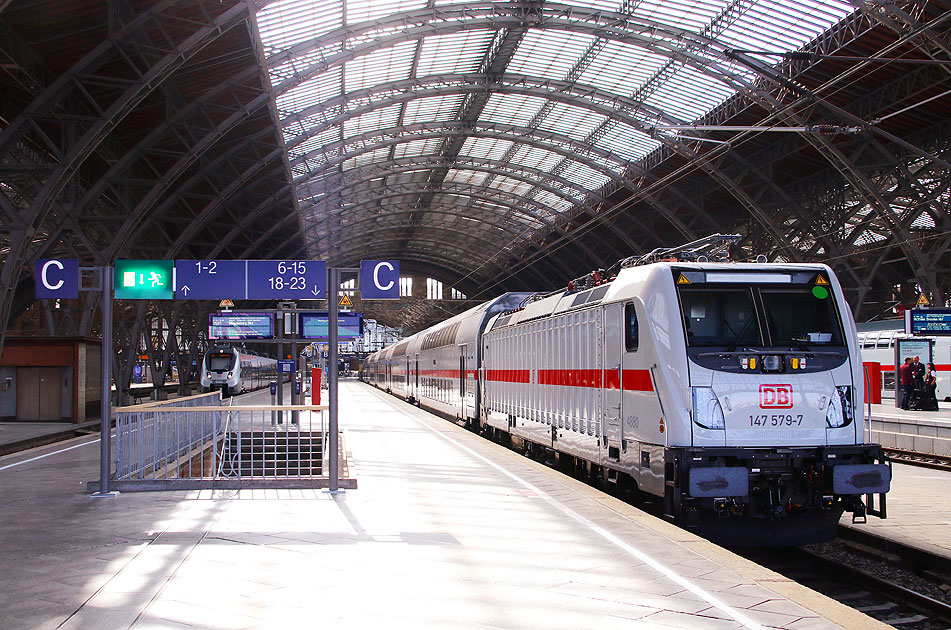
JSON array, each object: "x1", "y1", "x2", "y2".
[{"x1": 0, "y1": 0, "x2": 301, "y2": 357}]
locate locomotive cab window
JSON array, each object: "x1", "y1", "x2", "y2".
[
  {"x1": 679, "y1": 289, "x2": 761, "y2": 346},
  {"x1": 208, "y1": 353, "x2": 235, "y2": 371},
  {"x1": 760, "y1": 287, "x2": 843, "y2": 346},
  {"x1": 625, "y1": 303, "x2": 639, "y2": 351}
]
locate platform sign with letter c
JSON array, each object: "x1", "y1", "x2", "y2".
[
  {"x1": 35, "y1": 259, "x2": 78, "y2": 299},
  {"x1": 360, "y1": 260, "x2": 400, "y2": 299}
]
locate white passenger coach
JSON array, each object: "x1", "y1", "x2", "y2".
[{"x1": 364, "y1": 237, "x2": 891, "y2": 545}]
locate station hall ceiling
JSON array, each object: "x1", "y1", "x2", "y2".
[{"x1": 1, "y1": 0, "x2": 950, "y2": 334}]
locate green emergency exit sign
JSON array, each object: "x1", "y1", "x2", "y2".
[{"x1": 114, "y1": 260, "x2": 174, "y2": 299}]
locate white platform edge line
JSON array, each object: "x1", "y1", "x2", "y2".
[{"x1": 0, "y1": 437, "x2": 100, "y2": 472}]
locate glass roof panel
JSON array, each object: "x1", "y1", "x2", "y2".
[
  {"x1": 393, "y1": 137, "x2": 445, "y2": 159},
  {"x1": 460, "y1": 138, "x2": 516, "y2": 162},
  {"x1": 507, "y1": 30, "x2": 598, "y2": 81},
  {"x1": 344, "y1": 41, "x2": 417, "y2": 93},
  {"x1": 257, "y1": 0, "x2": 343, "y2": 53},
  {"x1": 417, "y1": 31, "x2": 496, "y2": 76},
  {"x1": 508, "y1": 145, "x2": 564, "y2": 174},
  {"x1": 445, "y1": 169, "x2": 488, "y2": 187},
  {"x1": 535, "y1": 102, "x2": 608, "y2": 143},
  {"x1": 346, "y1": 0, "x2": 429, "y2": 24},
  {"x1": 402, "y1": 95, "x2": 467, "y2": 125}
]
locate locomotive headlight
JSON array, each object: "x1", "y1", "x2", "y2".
[
  {"x1": 227, "y1": 371, "x2": 234, "y2": 378},
  {"x1": 692, "y1": 387, "x2": 725, "y2": 430},
  {"x1": 825, "y1": 386, "x2": 854, "y2": 428},
  {"x1": 206, "y1": 371, "x2": 212, "y2": 379},
  {"x1": 762, "y1": 355, "x2": 781, "y2": 372}
]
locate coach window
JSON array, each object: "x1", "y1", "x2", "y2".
[{"x1": 625, "y1": 303, "x2": 639, "y2": 352}]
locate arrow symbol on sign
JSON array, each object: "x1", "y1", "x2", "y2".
[
  {"x1": 312, "y1": 285, "x2": 319, "y2": 296},
  {"x1": 181, "y1": 285, "x2": 190, "y2": 296}
]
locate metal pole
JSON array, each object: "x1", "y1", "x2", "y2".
[
  {"x1": 328, "y1": 267, "x2": 339, "y2": 492},
  {"x1": 94, "y1": 267, "x2": 116, "y2": 496},
  {"x1": 277, "y1": 313, "x2": 284, "y2": 424}
]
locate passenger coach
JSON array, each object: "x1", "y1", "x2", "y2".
[{"x1": 364, "y1": 239, "x2": 890, "y2": 545}]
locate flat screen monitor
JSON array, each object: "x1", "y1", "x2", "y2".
[
  {"x1": 208, "y1": 312, "x2": 273, "y2": 340},
  {"x1": 908, "y1": 308, "x2": 951, "y2": 335},
  {"x1": 299, "y1": 312, "x2": 363, "y2": 339}
]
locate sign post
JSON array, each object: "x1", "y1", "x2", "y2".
[
  {"x1": 328, "y1": 267, "x2": 340, "y2": 492},
  {"x1": 93, "y1": 267, "x2": 115, "y2": 497}
]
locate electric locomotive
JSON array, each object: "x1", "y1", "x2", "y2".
[{"x1": 364, "y1": 236, "x2": 890, "y2": 545}]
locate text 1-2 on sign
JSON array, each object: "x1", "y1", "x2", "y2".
[
  {"x1": 245, "y1": 260, "x2": 326, "y2": 300},
  {"x1": 175, "y1": 260, "x2": 247, "y2": 299}
]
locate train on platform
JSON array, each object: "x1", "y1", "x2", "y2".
[
  {"x1": 363, "y1": 235, "x2": 891, "y2": 546},
  {"x1": 200, "y1": 347, "x2": 278, "y2": 396},
  {"x1": 856, "y1": 321, "x2": 951, "y2": 402}
]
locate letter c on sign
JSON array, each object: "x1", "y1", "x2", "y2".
[
  {"x1": 373, "y1": 261, "x2": 395, "y2": 291},
  {"x1": 41, "y1": 259, "x2": 65, "y2": 291}
]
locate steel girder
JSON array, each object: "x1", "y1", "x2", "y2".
[{"x1": 0, "y1": 0, "x2": 259, "y2": 357}]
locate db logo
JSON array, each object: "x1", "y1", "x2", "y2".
[{"x1": 760, "y1": 384, "x2": 793, "y2": 408}]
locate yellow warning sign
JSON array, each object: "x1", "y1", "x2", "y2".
[
  {"x1": 917, "y1": 293, "x2": 930, "y2": 307},
  {"x1": 219, "y1": 299, "x2": 234, "y2": 309},
  {"x1": 677, "y1": 274, "x2": 691, "y2": 285},
  {"x1": 339, "y1": 293, "x2": 353, "y2": 308},
  {"x1": 814, "y1": 274, "x2": 830, "y2": 286}
]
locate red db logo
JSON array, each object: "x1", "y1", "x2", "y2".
[{"x1": 760, "y1": 384, "x2": 793, "y2": 408}]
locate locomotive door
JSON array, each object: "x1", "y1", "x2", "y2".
[{"x1": 602, "y1": 303, "x2": 623, "y2": 458}]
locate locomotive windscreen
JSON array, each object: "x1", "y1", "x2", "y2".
[
  {"x1": 677, "y1": 273, "x2": 844, "y2": 348},
  {"x1": 208, "y1": 352, "x2": 236, "y2": 371}
]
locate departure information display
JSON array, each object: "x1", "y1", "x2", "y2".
[
  {"x1": 299, "y1": 312, "x2": 363, "y2": 339},
  {"x1": 908, "y1": 309, "x2": 951, "y2": 335},
  {"x1": 208, "y1": 313, "x2": 274, "y2": 339}
]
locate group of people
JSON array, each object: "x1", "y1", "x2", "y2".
[{"x1": 899, "y1": 355, "x2": 938, "y2": 411}]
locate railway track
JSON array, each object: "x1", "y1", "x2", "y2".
[
  {"x1": 884, "y1": 447, "x2": 951, "y2": 472},
  {"x1": 739, "y1": 529, "x2": 951, "y2": 629}
]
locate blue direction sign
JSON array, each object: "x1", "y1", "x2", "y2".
[
  {"x1": 175, "y1": 260, "x2": 246, "y2": 300},
  {"x1": 246, "y1": 260, "x2": 326, "y2": 300},
  {"x1": 360, "y1": 260, "x2": 400, "y2": 299},
  {"x1": 35, "y1": 259, "x2": 79, "y2": 299}
]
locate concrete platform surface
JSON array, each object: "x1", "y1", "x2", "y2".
[
  {"x1": 0, "y1": 379, "x2": 887, "y2": 630},
  {"x1": 840, "y1": 460, "x2": 951, "y2": 560}
]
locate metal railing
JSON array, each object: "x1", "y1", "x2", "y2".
[
  {"x1": 108, "y1": 395, "x2": 345, "y2": 490},
  {"x1": 115, "y1": 391, "x2": 222, "y2": 480}
]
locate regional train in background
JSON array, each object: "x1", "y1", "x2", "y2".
[
  {"x1": 857, "y1": 320, "x2": 951, "y2": 402},
  {"x1": 363, "y1": 235, "x2": 891, "y2": 545},
  {"x1": 200, "y1": 347, "x2": 278, "y2": 396}
]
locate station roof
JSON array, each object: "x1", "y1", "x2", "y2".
[
  {"x1": 254, "y1": 0, "x2": 858, "y2": 292},
  {"x1": 0, "y1": 0, "x2": 949, "y2": 333}
]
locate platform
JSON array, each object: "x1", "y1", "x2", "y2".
[{"x1": 1, "y1": 380, "x2": 888, "y2": 630}]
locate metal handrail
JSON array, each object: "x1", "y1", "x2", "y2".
[{"x1": 216, "y1": 396, "x2": 235, "y2": 479}]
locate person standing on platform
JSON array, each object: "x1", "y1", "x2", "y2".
[
  {"x1": 899, "y1": 357, "x2": 913, "y2": 410},
  {"x1": 911, "y1": 355, "x2": 925, "y2": 390},
  {"x1": 923, "y1": 362, "x2": 939, "y2": 410}
]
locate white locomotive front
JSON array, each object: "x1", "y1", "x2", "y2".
[
  {"x1": 364, "y1": 239, "x2": 890, "y2": 545},
  {"x1": 200, "y1": 347, "x2": 277, "y2": 396}
]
